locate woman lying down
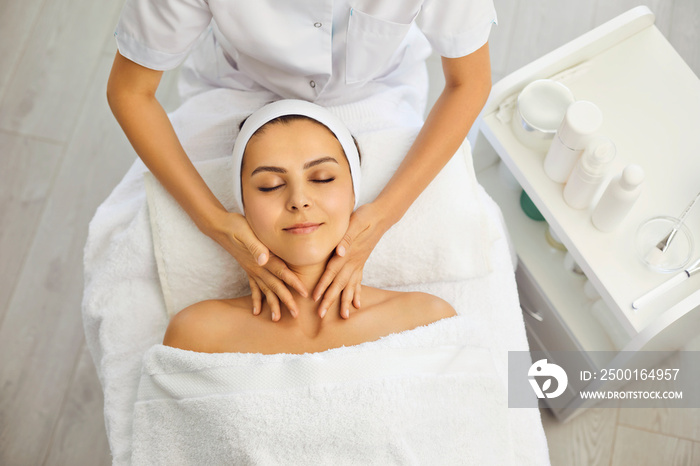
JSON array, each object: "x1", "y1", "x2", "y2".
[{"x1": 132, "y1": 101, "x2": 510, "y2": 464}]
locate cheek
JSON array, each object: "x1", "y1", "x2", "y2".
[
  {"x1": 322, "y1": 183, "x2": 354, "y2": 232},
  {"x1": 243, "y1": 192, "x2": 279, "y2": 241}
]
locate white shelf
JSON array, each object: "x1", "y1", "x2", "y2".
[
  {"x1": 479, "y1": 24, "x2": 700, "y2": 334},
  {"x1": 477, "y1": 163, "x2": 619, "y2": 364},
  {"x1": 473, "y1": 6, "x2": 700, "y2": 420}
]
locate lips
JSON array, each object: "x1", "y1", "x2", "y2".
[{"x1": 283, "y1": 222, "x2": 322, "y2": 234}]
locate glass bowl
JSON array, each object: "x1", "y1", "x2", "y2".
[{"x1": 635, "y1": 216, "x2": 694, "y2": 273}]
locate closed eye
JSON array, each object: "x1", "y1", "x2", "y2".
[
  {"x1": 258, "y1": 185, "x2": 284, "y2": 192},
  {"x1": 312, "y1": 178, "x2": 335, "y2": 184}
]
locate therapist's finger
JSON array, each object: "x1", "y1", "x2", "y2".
[
  {"x1": 258, "y1": 281, "x2": 282, "y2": 322},
  {"x1": 249, "y1": 277, "x2": 262, "y2": 315},
  {"x1": 317, "y1": 210, "x2": 372, "y2": 300},
  {"x1": 342, "y1": 271, "x2": 363, "y2": 318},
  {"x1": 235, "y1": 225, "x2": 271, "y2": 267},
  {"x1": 314, "y1": 254, "x2": 345, "y2": 309},
  {"x1": 353, "y1": 280, "x2": 362, "y2": 309},
  {"x1": 334, "y1": 218, "x2": 368, "y2": 258},
  {"x1": 318, "y1": 260, "x2": 354, "y2": 319},
  {"x1": 258, "y1": 268, "x2": 299, "y2": 319},
  {"x1": 340, "y1": 286, "x2": 354, "y2": 319},
  {"x1": 313, "y1": 255, "x2": 347, "y2": 301},
  {"x1": 265, "y1": 255, "x2": 308, "y2": 298}
]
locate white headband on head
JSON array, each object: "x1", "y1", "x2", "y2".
[{"x1": 231, "y1": 99, "x2": 361, "y2": 213}]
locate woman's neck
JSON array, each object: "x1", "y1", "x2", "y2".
[{"x1": 280, "y1": 262, "x2": 343, "y2": 331}]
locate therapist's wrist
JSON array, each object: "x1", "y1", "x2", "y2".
[
  {"x1": 367, "y1": 197, "x2": 401, "y2": 235},
  {"x1": 195, "y1": 204, "x2": 233, "y2": 238}
]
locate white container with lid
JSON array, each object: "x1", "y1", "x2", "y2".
[
  {"x1": 591, "y1": 164, "x2": 645, "y2": 232},
  {"x1": 563, "y1": 136, "x2": 617, "y2": 209},
  {"x1": 511, "y1": 79, "x2": 575, "y2": 153},
  {"x1": 544, "y1": 101, "x2": 604, "y2": 183}
]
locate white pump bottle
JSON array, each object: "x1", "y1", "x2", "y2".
[{"x1": 591, "y1": 164, "x2": 644, "y2": 232}]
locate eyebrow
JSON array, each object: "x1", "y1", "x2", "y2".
[{"x1": 250, "y1": 156, "x2": 339, "y2": 176}]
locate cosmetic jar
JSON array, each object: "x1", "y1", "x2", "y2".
[
  {"x1": 511, "y1": 80, "x2": 575, "y2": 153},
  {"x1": 545, "y1": 226, "x2": 567, "y2": 251},
  {"x1": 520, "y1": 190, "x2": 545, "y2": 221}
]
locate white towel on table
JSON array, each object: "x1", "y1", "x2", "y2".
[
  {"x1": 131, "y1": 316, "x2": 510, "y2": 465},
  {"x1": 83, "y1": 186, "x2": 550, "y2": 465},
  {"x1": 82, "y1": 89, "x2": 549, "y2": 465}
]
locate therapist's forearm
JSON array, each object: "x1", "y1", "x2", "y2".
[
  {"x1": 107, "y1": 54, "x2": 227, "y2": 234},
  {"x1": 373, "y1": 45, "x2": 492, "y2": 228}
]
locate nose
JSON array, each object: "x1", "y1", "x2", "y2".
[{"x1": 286, "y1": 184, "x2": 312, "y2": 211}]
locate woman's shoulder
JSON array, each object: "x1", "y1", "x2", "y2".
[
  {"x1": 162, "y1": 297, "x2": 252, "y2": 352},
  {"x1": 360, "y1": 286, "x2": 457, "y2": 327}
]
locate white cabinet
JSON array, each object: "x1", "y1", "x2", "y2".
[{"x1": 472, "y1": 6, "x2": 700, "y2": 420}]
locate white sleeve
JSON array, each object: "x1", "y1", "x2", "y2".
[
  {"x1": 417, "y1": 0, "x2": 497, "y2": 58},
  {"x1": 114, "y1": 0, "x2": 213, "y2": 70}
]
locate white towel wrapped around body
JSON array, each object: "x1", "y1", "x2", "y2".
[{"x1": 132, "y1": 316, "x2": 511, "y2": 465}]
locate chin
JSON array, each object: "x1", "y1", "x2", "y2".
[{"x1": 273, "y1": 247, "x2": 333, "y2": 268}]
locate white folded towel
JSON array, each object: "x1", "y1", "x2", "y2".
[
  {"x1": 143, "y1": 121, "x2": 497, "y2": 317},
  {"x1": 131, "y1": 316, "x2": 513, "y2": 465},
  {"x1": 82, "y1": 89, "x2": 549, "y2": 465}
]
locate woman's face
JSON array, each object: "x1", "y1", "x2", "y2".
[{"x1": 241, "y1": 118, "x2": 355, "y2": 267}]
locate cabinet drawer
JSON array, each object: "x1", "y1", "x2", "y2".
[
  {"x1": 523, "y1": 320, "x2": 579, "y2": 408},
  {"x1": 516, "y1": 261, "x2": 596, "y2": 394},
  {"x1": 517, "y1": 262, "x2": 583, "y2": 352}
]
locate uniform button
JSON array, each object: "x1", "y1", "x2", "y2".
[
  {"x1": 314, "y1": 22, "x2": 322, "y2": 28},
  {"x1": 309, "y1": 80, "x2": 316, "y2": 88}
]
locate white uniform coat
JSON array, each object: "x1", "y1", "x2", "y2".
[{"x1": 115, "y1": 0, "x2": 496, "y2": 116}]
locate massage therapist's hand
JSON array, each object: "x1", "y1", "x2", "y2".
[
  {"x1": 209, "y1": 211, "x2": 307, "y2": 321},
  {"x1": 314, "y1": 203, "x2": 389, "y2": 319}
]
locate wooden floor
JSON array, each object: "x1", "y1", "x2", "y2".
[{"x1": 0, "y1": 0, "x2": 698, "y2": 464}]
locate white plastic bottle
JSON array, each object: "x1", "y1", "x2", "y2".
[
  {"x1": 544, "y1": 101, "x2": 603, "y2": 183},
  {"x1": 591, "y1": 164, "x2": 644, "y2": 232},
  {"x1": 563, "y1": 137, "x2": 616, "y2": 209}
]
